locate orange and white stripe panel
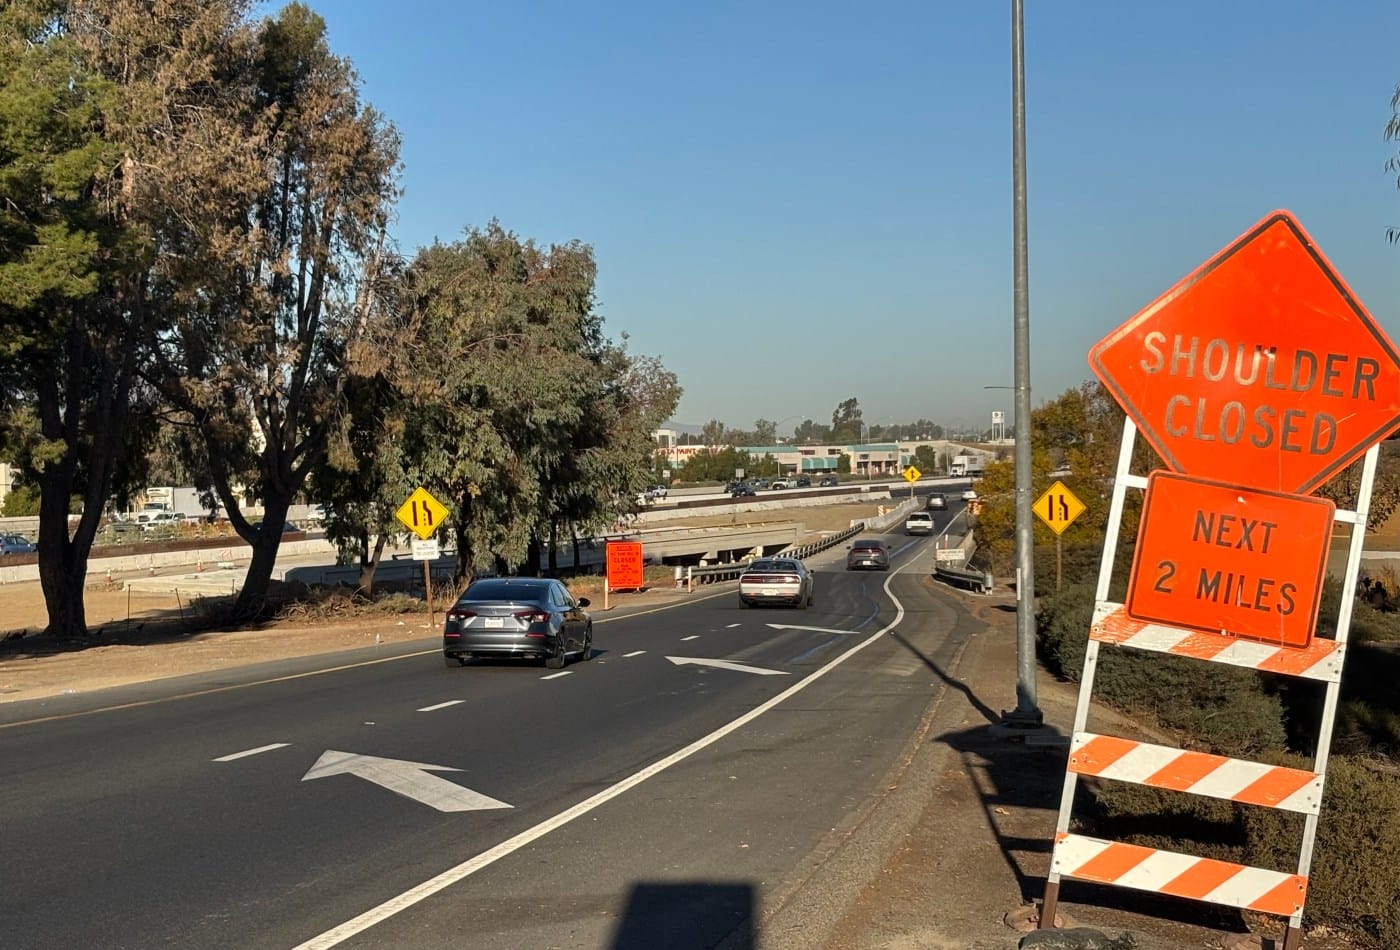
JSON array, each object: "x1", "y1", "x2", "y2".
[
  {"x1": 1091, "y1": 601, "x2": 1343, "y2": 682},
  {"x1": 1053, "y1": 833, "x2": 1306, "y2": 916},
  {"x1": 1069, "y1": 733, "x2": 1322, "y2": 814}
]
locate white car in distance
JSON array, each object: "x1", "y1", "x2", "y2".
[{"x1": 905, "y1": 511, "x2": 935, "y2": 536}]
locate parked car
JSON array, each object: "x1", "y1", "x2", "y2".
[
  {"x1": 731, "y1": 483, "x2": 757, "y2": 498},
  {"x1": 443, "y1": 577, "x2": 592, "y2": 669},
  {"x1": 905, "y1": 512, "x2": 935, "y2": 536},
  {"x1": 724, "y1": 479, "x2": 745, "y2": 494},
  {"x1": 753, "y1": 477, "x2": 770, "y2": 489},
  {"x1": 818, "y1": 476, "x2": 839, "y2": 487},
  {"x1": 769, "y1": 478, "x2": 792, "y2": 490},
  {"x1": 0, "y1": 534, "x2": 37, "y2": 555},
  {"x1": 926, "y1": 493, "x2": 947, "y2": 511},
  {"x1": 739, "y1": 557, "x2": 813, "y2": 609},
  {"x1": 140, "y1": 511, "x2": 183, "y2": 532},
  {"x1": 795, "y1": 476, "x2": 812, "y2": 488},
  {"x1": 645, "y1": 483, "x2": 669, "y2": 500},
  {"x1": 846, "y1": 538, "x2": 890, "y2": 571}
]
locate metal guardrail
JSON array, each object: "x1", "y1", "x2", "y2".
[
  {"x1": 682, "y1": 522, "x2": 866, "y2": 589},
  {"x1": 932, "y1": 561, "x2": 994, "y2": 594}
]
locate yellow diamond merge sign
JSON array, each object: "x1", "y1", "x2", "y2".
[
  {"x1": 903, "y1": 465, "x2": 921, "y2": 483},
  {"x1": 395, "y1": 486, "x2": 449, "y2": 541},
  {"x1": 1032, "y1": 480, "x2": 1086, "y2": 535}
]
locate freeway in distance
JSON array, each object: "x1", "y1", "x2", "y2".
[{"x1": 0, "y1": 509, "x2": 978, "y2": 948}]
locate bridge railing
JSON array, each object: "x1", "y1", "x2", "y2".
[{"x1": 683, "y1": 522, "x2": 866, "y2": 590}]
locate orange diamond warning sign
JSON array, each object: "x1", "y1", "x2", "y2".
[
  {"x1": 1126, "y1": 471, "x2": 1335, "y2": 649},
  {"x1": 1090, "y1": 211, "x2": 1400, "y2": 495}
]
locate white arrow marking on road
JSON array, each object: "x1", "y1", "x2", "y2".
[
  {"x1": 666, "y1": 656, "x2": 788, "y2": 676},
  {"x1": 765, "y1": 623, "x2": 860, "y2": 636},
  {"x1": 302, "y1": 750, "x2": 512, "y2": 813}
]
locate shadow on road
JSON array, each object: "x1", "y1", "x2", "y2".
[{"x1": 609, "y1": 881, "x2": 754, "y2": 950}]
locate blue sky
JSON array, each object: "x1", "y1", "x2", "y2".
[{"x1": 295, "y1": 0, "x2": 1399, "y2": 436}]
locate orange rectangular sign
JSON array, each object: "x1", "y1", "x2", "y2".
[
  {"x1": 605, "y1": 540, "x2": 645, "y2": 591},
  {"x1": 1126, "y1": 472, "x2": 1334, "y2": 649}
]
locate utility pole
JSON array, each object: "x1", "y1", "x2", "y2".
[{"x1": 1005, "y1": 0, "x2": 1042, "y2": 727}]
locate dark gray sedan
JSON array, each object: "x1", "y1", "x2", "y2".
[{"x1": 443, "y1": 577, "x2": 592, "y2": 669}]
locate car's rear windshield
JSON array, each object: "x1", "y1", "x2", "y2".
[
  {"x1": 853, "y1": 542, "x2": 883, "y2": 551},
  {"x1": 749, "y1": 560, "x2": 799, "y2": 572},
  {"x1": 463, "y1": 579, "x2": 549, "y2": 601}
]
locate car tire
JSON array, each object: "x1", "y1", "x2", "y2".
[
  {"x1": 545, "y1": 637, "x2": 567, "y2": 670},
  {"x1": 444, "y1": 655, "x2": 466, "y2": 669},
  {"x1": 740, "y1": 598, "x2": 752, "y2": 608},
  {"x1": 578, "y1": 626, "x2": 593, "y2": 661}
]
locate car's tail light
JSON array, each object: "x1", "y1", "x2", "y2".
[
  {"x1": 780, "y1": 575, "x2": 800, "y2": 584},
  {"x1": 514, "y1": 609, "x2": 550, "y2": 624},
  {"x1": 444, "y1": 610, "x2": 474, "y2": 638}
]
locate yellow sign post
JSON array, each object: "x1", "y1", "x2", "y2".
[
  {"x1": 395, "y1": 487, "x2": 450, "y2": 624},
  {"x1": 1032, "y1": 480, "x2": 1085, "y2": 592}
]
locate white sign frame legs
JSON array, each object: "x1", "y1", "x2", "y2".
[{"x1": 1038, "y1": 417, "x2": 1376, "y2": 950}]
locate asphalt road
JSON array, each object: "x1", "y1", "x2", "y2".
[{"x1": 0, "y1": 503, "x2": 981, "y2": 949}]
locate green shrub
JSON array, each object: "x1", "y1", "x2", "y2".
[
  {"x1": 1242, "y1": 755, "x2": 1400, "y2": 948},
  {"x1": 1084, "y1": 782, "x2": 1246, "y2": 863},
  {"x1": 1035, "y1": 581, "x2": 1095, "y2": 680}
]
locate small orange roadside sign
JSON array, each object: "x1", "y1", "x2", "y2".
[
  {"x1": 1089, "y1": 211, "x2": 1400, "y2": 495},
  {"x1": 1126, "y1": 471, "x2": 1334, "y2": 649},
  {"x1": 605, "y1": 540, "x2": 644, "y2": 591}
]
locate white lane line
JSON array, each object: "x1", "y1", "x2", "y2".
[
  {"x1": 293, "y1": 562, "x2": 911, "y2": 950},
  {"x1": 622, "y1": 650, "x2": 646, "y2": 658},
  {"x1": 8, "y1": 589, "x2": 739, "y2": 733},
  {"x1": 540, "y1": 671, "x2": 573, "y2": 680},
  {"x1": 417, "y1": 700, "x2": 465, "y2": 713},
  {"x1": 725, "y1": 623, "x2": 741, "y2": 629},
  {"x1": 681, "y1": 635, "x2": 700, "y2": 641},
  {"x1": 212, "y1": 743, "x2": 290, "y2": 762}
]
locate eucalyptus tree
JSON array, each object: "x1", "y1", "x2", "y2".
[
  {"x1": 149, "y1": 3, "x2": 401, "y2": 618},
  {"x1": 830, "y1": 397, "x2": 863, "y2": 443},
  {"x1": 308, "y1": 262, "x2": 416, "y2": 594},
  {"x1": 0, "y1": 0, "x2": 250, "y2": 637},
  {"x1": 397, "y1": 223, "x2": 677, "y2": 584}
]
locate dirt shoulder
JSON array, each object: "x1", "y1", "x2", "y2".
[{"x1": 0, "y1": 500, "x2": 891, "y2": 704}]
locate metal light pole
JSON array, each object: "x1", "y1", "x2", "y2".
[{"x1": 1007, "y1": 0, "x2": 1041, "y2": 726}]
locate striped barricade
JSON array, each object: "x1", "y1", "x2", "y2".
[
  {"x1": 1091, "y1": 601, "x2": 1344, "y2": 683},
  {"x1": 1069, "y1": 733, "x2": 1322, "y2": 814},
  {"x1": 1052, "y1": 833, "x2": 1307, "y2": 917},
  {"x1": 1038, "y1": 418, "x2": 1377, "y2": 950}
]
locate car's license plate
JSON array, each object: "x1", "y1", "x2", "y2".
[
  {"x1": 484, "y1": 617, "x2": 505, "y2": 629},
  {"x1": 762, "y1": 588, "x2": 778, "y2": 596}
]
